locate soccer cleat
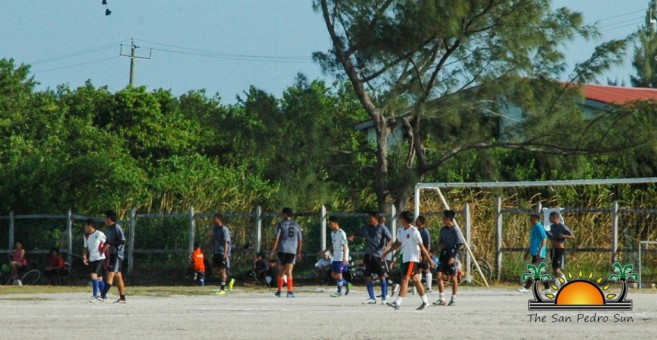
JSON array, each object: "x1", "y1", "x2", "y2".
[
  {"x1": 416, "y1": 302, "x2": 428, "y2": 310},
  {"x1": 448, "y1": 300, "x2": 456, "y2": 306},
  {"x1": 345, "y1": 282, "x2": 351, "y2": 296},
  {"x1": 433, "y1": 299, "x2": 447, "y2": 306},
  {"x1": 275, "y1": 291, "x2": 282, "y2": 297},
  {"x1": 287, "y1": 292, "x2": 296, "y2": 298},
  {"x1": 216, "y1": 290, "x2": 226, "y2": 296},
  {"x1": 228, "y1": 278, "x2": 235, "y2": 291},
  {"x1": 517, "y1": 287, "x2": 530, "y2": 293},
  {"x1": 425, "y1": 289, "x2": 433, "y2": 294},
  {"x1": 330, "y1": 292, "x2": 343, "y2": 298},
  {"x1": 362, "y1": 298, "x2": 377, "y2": 305},
  {"x1": 386, "y1": 301, "x2": 400, "y2": 310},
  {"x1": 113, "y1": 298, "x2": 126, "y2": 304}
]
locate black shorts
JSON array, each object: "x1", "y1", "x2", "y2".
[
  {"x1": 400, "y1": 262, "x2": 420, "y2": 278},
  {"x1": 88, "y1": 260, "x2": 104, "y2": 275},
  {"x1": 108, "y1": 255, "x2": 123, "y2": 273},
  {"x1": 363, "y1": 255, "x2": 388, "y2": 277},
  {"x1": 213, "y1": 254, "x2": 228, "y2": 269},
  {"x1": 419, "y1": 260, "x2": 430, "y2": 271},
  {"x1": 278, "y1": 253, "x2": 296, "y2": 265},
  {"x1": 438, "y1": 256, "x2": 457, "y2": 276},
  {"x1": 551, "y1": 248, "x2": 566, "y2": 269}
]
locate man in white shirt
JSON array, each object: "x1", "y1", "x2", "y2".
[
  {"x1": 83, "y1": 219, "x2": 106, "y2": 302},
  {"x1": 382, "y1": 211, "x2": 434, "y2": 310},
  {"x1": 328, "y1": 216, "x2": 350, "y2": 297}
]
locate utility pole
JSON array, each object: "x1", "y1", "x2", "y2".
[{"x1": 120, "y1": 38, "x2": 152, "y2": 87}]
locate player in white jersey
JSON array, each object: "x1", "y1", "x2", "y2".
[
  {"x1": 382, "y1": 211, "x2": 434, "y2": 310},
  {"x1": 83, "y1": 219, "x2": 107, "y2": 302},
  {"x1": 328, "y1": 216, "x2": 350, "y2": 297}
]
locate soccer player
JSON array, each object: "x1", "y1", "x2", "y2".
[
  {"x1": 382, "y1": 211, "x2": 434, "y2": 310},
  {"x1": 349, "y1": 212, "x2": 393, "y2": 305},
  {"x1": 328, "y1": 216, "x2": 350, "y2": 297},
  {"x1": 210, "y1": 213, "x2": 231, "y2": 295},
  {"x1": 547, "y1": 211, "x2": 575, "y2": 288},
  {"x1": 270, "y1": 207, "x2": 303, "y2": 298},
  {"x1": 434, "y1": 210, "x2": 464, "y2": 306},
  {"x1": 100, "y1": 210, "x2": 127, "y2": 303},
  {"x1": 416, "y1": 215, "x2": 432, "y2": 293},
  {"x1": 83, "y1": 219, "x2": 106, "y2": 301},
  {"x1": 518, "y1": 213, "x2": 549, "y2": 293},
  {"x1": 191, "y1": 241, "x2": 206, "y2": 287}
]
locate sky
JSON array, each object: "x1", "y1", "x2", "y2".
[{"x1": 0, "y1": 1, "x2": 652, "y2": 104}]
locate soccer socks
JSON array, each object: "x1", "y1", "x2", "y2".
[
  {"x1": 92, "y1": 279, "x2": 99, "y2": 297},
  {"x1": 381, "y1": 280, "x2": 388, "y2": 298},
  {"x1": 277, "y1": 276, "x2": 284, "y2": 291},
  {"x1": 395, "y1": 297, "x2": 404, "y2": 306},
  {"x1": 451, "y1": 294, "x2": 456, "y2": 302},
  {"x1": 287, "y1": 277, "x2": 294, "y2": 292},
  {"x1": 220, "y1": 282, "x2": 226, "y2": 291},
  {"x1": 426, "y1": 273, "x2": 433, "y2": 291},
  {"x1": 337, "y1": 279, "x2": 343, "y2": 293},
  {"x1": 421, "y1": 294, "x2": 429, "y2": 304},
  {"x1": 439, "y1": 292, "x2": 445, "y2": 302},
  {"x1": 101, "y1": 283, "x2": 112, "y2": 298},
  {"x1": 366, "y1": 281, "x2": 375, "y2": 300}
]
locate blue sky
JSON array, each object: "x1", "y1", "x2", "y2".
[{"x1": 0, "y1": 1, "x2": 651, "y2": 103}]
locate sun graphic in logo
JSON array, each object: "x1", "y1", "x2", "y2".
[{"x1": 524, "y1": 263, "x2": 635, "y2": 311}]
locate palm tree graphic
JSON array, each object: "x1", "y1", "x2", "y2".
[
  {"x1": 607, "y1": 262, "x2": 638, "y2": 302},
  {"x1": 521, "y1": 262, "x2": 552, "y2": 302}
]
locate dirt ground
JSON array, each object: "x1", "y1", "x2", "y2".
[{"x1": 0, "y1": 286, "x2": 655, "y2": 340}]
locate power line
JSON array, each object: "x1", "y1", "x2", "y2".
[
  {"x1": 134, "y1": 38, "x2": 313, "y2": 63},
  {"x1": 28, "y1": 40, "x2": 129, "y2": 65},
  {"x1": 33, "y1": 56, "x2": 120, "y2": 73},
  {"x1": 590, "y1": 9, "x2": 645, "y2": 25}
]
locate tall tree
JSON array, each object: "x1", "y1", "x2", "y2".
[
  {"x1": 314, "y1": 0, "x2": 629, "y2": 211},
  {"x1": 631, "y1": 0, "x2": 657, "y2": 87}
]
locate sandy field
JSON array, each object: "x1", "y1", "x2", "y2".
[{"x1": 0, "y1": 286, "x2": 655, "y2": 340}]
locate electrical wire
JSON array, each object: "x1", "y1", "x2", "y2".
[
  {"x1": 28, "y1": 39, "x2": 129, "y2": 65},
  {"x1": 33, "y1": 56, "x2": 120, "y2": 73}
]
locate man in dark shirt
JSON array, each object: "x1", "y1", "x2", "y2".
[
  {"x1": 434, "y1": 210, "x2": 464, "y2": 306},
  {"x1": 349, "y1": 212, "x2": 393, "y2": 305},
  {"x1": 100, "y1": 210, "x2": 127, "y2": 303},
  {"x1": 547, "y1": 211, "x2": 575, "y2": 289},
  {"x1": 210, "y1": 213, "x2": 232, "y2": 295}
]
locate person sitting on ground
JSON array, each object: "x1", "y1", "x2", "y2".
[
  {"x1": 314, "y1": 250, "x2": 332, "y2": 284},
  {"x1": 9, "y1": 241, "x2": 28, "y2": 283},
  {"x1": 44, "y1": 247, "x2": 66, "y2": 285},
  {"x1": 190, "y1": 242, "x2": 206, "y2": 286},
  {"x1": 253, "y1": 252, "x2": 268, "y2": 284},
  {"x1": 265, "y1": 258, "x2": 278, "y2": 287}
]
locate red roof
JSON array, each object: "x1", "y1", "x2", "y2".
[{"x1": 582, "y1": 84, "x2": 657, "y2": 105}]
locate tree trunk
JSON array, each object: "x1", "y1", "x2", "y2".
[
  {"x1": 532, "y1": 279, "x2": 544, "y2": 302},
  {"x1": 374, "y1": 123, "x2": 389, "y2": 213},
  {"x1": 617, "y1": 280, "x2": 628, "y2": 302}
]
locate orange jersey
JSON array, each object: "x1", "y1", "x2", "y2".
[{"x1": 191, "y1": 248, "x2": 205, "y2": 273}]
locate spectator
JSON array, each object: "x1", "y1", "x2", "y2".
[
  {"x1": 10, "y1": 241, "x2": 28, "y2": 284},
  {"x1": 44, "y1": 248, "x2": 66, "y2": 285},
  {"x1": 190, "y1": 242, "x2": 206, "y2": 286},
  {"x1": 253, "y1": 252, "x2": 268, "y2": 284},
  {"x1": 314, "y1": 250, "x2": 332, "y2": 284},
  {"x1": 265, "y1": 258, "x2": 278, "y2": 287}
]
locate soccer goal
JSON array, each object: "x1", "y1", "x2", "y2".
[
  {"x1": 639, "y1": 241, "x2": 657, "y2": 289},
  {"x1": 414, "y1": 177, "x2": 657, "y2": 286}
]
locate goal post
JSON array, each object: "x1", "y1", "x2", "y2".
[
  {"x1": 414, "y1": 177, "x2": 657, "y2": 286},
  {"x1": 639, "y1": 241, "x2": 657, "y2": 289}
]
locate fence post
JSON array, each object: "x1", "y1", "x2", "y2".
[
  {"x1": 255, "y1": 205, "x2": 262, "y2": 254},
  {"x1": 391, "y1": 204, "x2": 397, "y2": 241},
  {"x1": 464, "y1": 202, "x2": 472, "y2": 283},
  {"x1": 495, "y1": 196, "x2": 503, "y2": 281},
  {"x1": 321, "y1": 205, "x2": 327, "y2": 251},
  {"x1": 536, "y1": 201, "x2": 542, "y2": 215},
  {"x1": 188, "y1": 206, "x2": 196, "y2": 258},
  {"x1": 611, "y1": 201, "x2": 619, "y2": 263},
  {"x1": 128, "y1": 209, "x2": 136, "y2": 274},
  {"x1": 66, "y1": 209, "x2": 73, "y2": 265},
  {"x1": 8, "y1": 210, "x2": 14, "y2": 251}
]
